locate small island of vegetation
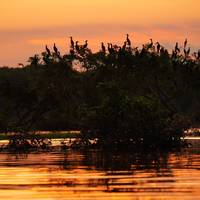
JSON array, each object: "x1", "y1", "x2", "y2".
[{"x1": 0, "y1": 35, "x2": 199, "y2": 150}]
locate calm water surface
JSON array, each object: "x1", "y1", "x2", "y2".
[{"x1": 0, "y1": 139, "x2": 200, "y2": 200}]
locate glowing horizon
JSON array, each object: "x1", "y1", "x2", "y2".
[{"x1": 0, "y1": 0, "x2": 200, "y2": 66}]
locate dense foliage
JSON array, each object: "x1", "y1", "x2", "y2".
[{"x1": 0, "y1": 36, "x2": 199, "y2": 147}]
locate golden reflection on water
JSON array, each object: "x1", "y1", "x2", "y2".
[{"x1": 0, "y1": 144, "x2": 200, "y2": 199}]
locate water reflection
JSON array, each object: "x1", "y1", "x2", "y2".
[{"x1": 0, "y1": 144, "x2": 200, "y2": 199}]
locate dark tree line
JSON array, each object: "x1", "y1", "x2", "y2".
[{"x1": 0, "y1": 36, "x2": 200, "y2": 147}]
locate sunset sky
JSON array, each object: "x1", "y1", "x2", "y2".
[{"x1": 0, "y1": 0, "x2": 200, "y2": 66}]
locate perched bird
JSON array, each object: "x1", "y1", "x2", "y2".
[
  {"x1": 145, "y1": 39, "x2": 153, "y2": 50},
  {"x1": 198, "y1": 50, "x2": 200, "y2": 59},
  {"x1": 70, "y1": 36, "x2": 74, "y2": 49},
  {"x1": 140, "y1": 44, "x2": 146, "y2": 55},
  {"x1": 175, "y1": 42, "x2": 180, "y2": 53},
  {"x1": 107, "y1": 43, "x2": 114, "y2": 54},
  {"x1": 148, "y1": 38, "x2": 153, "y2": 49},
  {"x1": 101, "y1": 42, "x2": 106, "y2": 53},
  {"x1": 29, "y1": 54, "x2": 40, "y2": 66},
  {"x1": 156, "y1": 42, "x2": 161, "y2": 53},
  {"x1": 134, "y1": 47, "x2": 139, "y2": 56},
  {"x1": 75, "y1": 41, "x2": 79, "y2": 52},
  {"x1": 107, "y1": 43, "x2": 111, "y2": 53},
  {"x1": 45, "y1": 45, "x2": 51, "y2": 55},
  {"x1": 122, "y1": 42, "x2": 127, "y2": 50},
  {"x1": 83, "y1": 40, "x2": 88, "y2": 49},
  {"x1": 53, "y1": 43, "x2": 58, "y2": 54},
  {"x1": 172, "y1": 50, "x2": 177, "y2": 59},
  {"x1": 184, "y1": 39, "x2": 188, "y2": 48},
  {"x1": 126, "y1": 34, "x2": 131, "y2": 46}
]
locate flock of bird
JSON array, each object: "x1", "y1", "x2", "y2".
[
  {"x1": 87, "y1": 34, "x2": 153, "y2": 56},
  {"x1": 44, "y1": 34, "x2": 140, "y2": 57},
  {"x1": 44, "y1": 34, "x2": 200, "y2": 59},
  {"x1": 25, "y1": 34, "x2": 200, "y2": 66}
]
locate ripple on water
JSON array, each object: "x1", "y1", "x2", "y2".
[{"x1": 0, "y1": 141, "x2": 200, "y2": 199}]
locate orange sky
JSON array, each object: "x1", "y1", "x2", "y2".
[{"x1": 0, "y1": 0, "x2": 200, "y2": 66}]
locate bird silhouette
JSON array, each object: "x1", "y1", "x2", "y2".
[
  {"x1": 108, "y1": 43, "x2": 114, "y2": 54},
  {"x1": 29, "y1": 54, "x2": 40, "y2": 66},
  {"x1": 122, "y1": 42, "x2": 127, "y2": 50},
  {"x1": 45, "y1": 45, "x2": 51, "y2": 55},
  {"x1": 198, "y1": 50, "x2": 200, "y2": 59},
  {"x1": 140, "y1": 44, "x2": 146, "y2": 55},
  {"x1": 75, "y1": 41, "x2": 80, "y2": 52},
  {"x1": 107, "y1": 43, "x2": 111, "y2": 53},
  {"x1": 148, "y1": 39, "x2": 153, "y2": 49},
  {"x1": 53, "y1": 43, "x2": 58, "y2": 54},
  {"x1": 126, "y1": 34, "x2": 131, "y2": 46},
  {"x1": 83, "y1": 40, "x2": 88, "y2": 49},
  {"x1": 70, "y1": 36, "x2": 74, "y2": 49},
  {"x1": 101, "y1": 42, "x2": 106, "y2": 53},
  {"x1": 175, "y1": 42, "x2": 180, "y2": 53},
  {"x1": 155, "y1": 42, "x2": 161, "y2": 53},
  {"x1": 134, "y1": 47, "x2": 139, "y2": 56},
  {"x1": 184, "y1": 39, "x2": 188, "y2": 48}
]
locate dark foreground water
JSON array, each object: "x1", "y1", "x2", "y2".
[{"x1": 0, "y1": 138, "x2": 200, "y2": 200}]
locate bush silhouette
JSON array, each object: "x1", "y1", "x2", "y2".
[{"x1": 0, "y1": 35, "x2": 199, "y2": 148}]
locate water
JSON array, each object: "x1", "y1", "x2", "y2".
[{"x1": 0, "y1": 139, "x2": 200, "y2": 200}]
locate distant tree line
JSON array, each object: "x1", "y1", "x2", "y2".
[{"x1": 0, "y1": 35, "x2": 200, "y2": 147}]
